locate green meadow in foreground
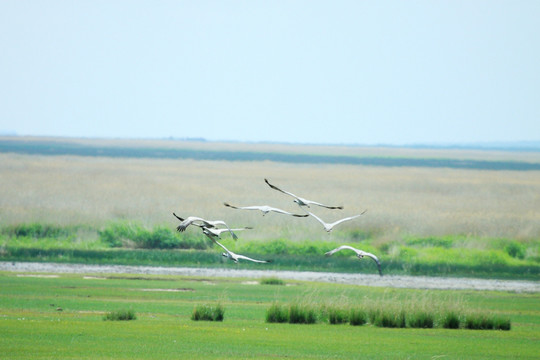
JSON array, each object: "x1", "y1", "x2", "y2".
[{"x1": 0, "y1": 271, "x2": 539, "y2": 359}]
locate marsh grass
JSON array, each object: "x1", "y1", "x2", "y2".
[
  {"x1": 349, "y1": 308, "x2": 368, "y2": 326},
  {"x1": 265, "y1": 302, "x2": 289, "y2": 323},
  {"x1": 260, "y1": 277, "x2": 286, "y2": 285},
  {"x1": 191, "y1": 303, "x2": 225, "y2": 322},
  {"x1": 289, "y1": 303, "x2": 318, "y2": 324},
  {"x1": 441, "y1": 311, "x2": 461, "y2": 329},
  {"x1": 407, "y1": 311, "x2": 434, "y2": 328},
  {"x1": 464, "y1": 313, "x2": 511, "y2": 330},
  {"x1": 1, "y1": 146, "x2": 540, "y2": 279},
  {"x1": 371, "y1": 308, "x2": 407, "y2": 328},
  {"x1": 266, "y1": 291, "x2": 509, "y2": 330},
  {"x1": 1, "y1": 148, "x2": 539, "y2": 242},
  {"x1": 2, "y1": 226, "x2": 538, "y2": 279},
  {"x1": 493, "y1": 316, "x2": 512, "y2": 331},
  {"x1": 327, "y1": 307, "x2": 349, "y2": 325},
  {"x1": 103, "y1": 309, "x2": 137, "y2": 321},
  {"x1": 1, "y1": 223, "x2": 74, "y2": 238},
  {"x1": 99, "y1": 222, "x2": 209, "y2": 249}
]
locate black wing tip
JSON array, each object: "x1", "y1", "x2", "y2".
[
  {"x1": 172, "y1": 213, "x2": 184, "y2": 221},
  {"x1": 264, "y1": 178, "x2": 278, "y2": 189},
  {"x1": 293, "y1": 214, "x2": 309, "y2": 217}
]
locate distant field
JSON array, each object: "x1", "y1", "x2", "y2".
[
  {"x1": 1, "y1": 137, "x2": 539, "y2": 243},
  {"x1": 2, "y1": 136, "x2": 540, "y2": 170}
]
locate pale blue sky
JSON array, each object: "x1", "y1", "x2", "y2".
[{"x1": 1, "y1": 1, "x2": 538, "y2": 145}]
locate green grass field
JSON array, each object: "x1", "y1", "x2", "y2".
[{"x1": 1, "y1": 271, "x2": 539, "y2": 359}]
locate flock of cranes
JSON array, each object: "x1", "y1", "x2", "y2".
[{"x1": 173, "y1": 178, "x2": 382, "y2": 276}]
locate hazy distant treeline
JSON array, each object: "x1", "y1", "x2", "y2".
[{"x1": 1, "y1": 138, "x2": 539, "y2": 171}]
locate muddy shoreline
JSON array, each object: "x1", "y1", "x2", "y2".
[{"x1": 1, "y1": 261, "x2": 538, "y2": 292}]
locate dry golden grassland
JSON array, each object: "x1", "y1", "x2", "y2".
[{"x1": 1, "y1": 140, "x2": 539, "y2": 244}]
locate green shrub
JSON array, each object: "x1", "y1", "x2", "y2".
[
  {"x1": 406, "y1": 236, "x2": 454, "y2": 248},
  {"x1": 266, "y1": 303, "x2": 289, "y2": 323},
  {"x1": 289, "y1": 303, "x2": 317, "y2": 324},
  {"x1": 260, "y1": 277, "x2": 285, "y2": 285},
  {"x1": 408, "y1": 311, "x2": 434, "y2": 328},
  {"x1": 98, "y1": 223, "x2": 134, "y2": 247},
  {"x1": 3, "y1": 223, "x2": 70, "y2": 239},
  {"x1": 504, "y1": 242, "x2": 526, "y2": 259},
  {"x1": 441, "y1": 311, "x2": 461, "y2": 329},
  {"x1": 98, "y1": 222, "x2": 208, "y2": 250},
  {"x1": 349, "y1": 308, "x2": 368, "y2": 326},
  {"x1": 134, "y1": 226, "x2": 180, "y2": 249},
  {"x1": 191, "y1": 304, "x2": 224, "y2": 322},
  {"x1": 103, "y1": 309, "x2": 137, "y2": 321},
  {"x1": 327, "y1": 307, "x2": 349, "y2": 325}
]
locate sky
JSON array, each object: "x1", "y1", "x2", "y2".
[{"x1": 0, "y1": 1, "x2": 539, "y2": 146}]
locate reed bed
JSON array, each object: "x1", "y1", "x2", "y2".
[
  {"x1": 1, "y1": 151, "x2": 539, "y2": 243},
  {"x1": 266, "y1": 292, "x2": 511, "y2": 330}
]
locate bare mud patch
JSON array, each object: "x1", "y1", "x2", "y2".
[{"x1": 3, "y1": 262, "x2": 539, "y2": 293}]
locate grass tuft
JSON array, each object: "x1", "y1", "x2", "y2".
[
  {"x1": 493, "y1": 316, "x2": 511, "y2": 331},
  {"x1": 441, "y1": 311, "x2": 461, "y2": 329},
  {"x1": 103, "y1": 309, "x2": 137, "y2": 321},
  {"x1": 265, "y1": 302, "x2": 289, "y2": 323},
  {"x1": 191, "y1": 303, "x2": 225, "y2": 322},
  {"x1": 349, "y1": 308, "x2": 368, "y2": 326},
  {"x1": 327, "y1": 307, "x2": 349, "y2": 325},
  {"x1": 289, "y1": 303, "x2": 318, "y2": 324},
  {"x1": 260, "y1": 277, "x2": 285, "y2": 285},
  {"x1": 465, "y1": 313, "x2": 494, "y2": 330},
  {"x1": 407, "y1": 311, "x2": 434, "y2": 328},
  {"x1": 464, "y1": 313, "x2": 511, "y2": 331},
  {"x1": 372, "y1": 309, "x2": 407, "y2": 328}
]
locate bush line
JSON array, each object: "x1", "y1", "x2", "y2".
[{"x1": 2, "y1": 222, "x2": 539, "y2": 280}]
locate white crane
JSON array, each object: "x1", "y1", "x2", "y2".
[
  {"x1": 211, "y1": 238, "x2": 271, "y2": 264},
  {"x1": 223, "y1": 202, "x2": 308, "y2": 217},
  {"x1": 325, "y1": 245, "x2": 382, "y2": 276},
  {"x1": 201, "y1": 226, "x2": 252, "y2": 240},
  {"x1": 264, "y1": 178, "x2": 344, "y2": 209},
  {"x1": 305, "y1": 209, "x2": 366, "y2": 232},
  {"x1": 172, "y1": 213, "x2": 238, "y2": 240}
]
